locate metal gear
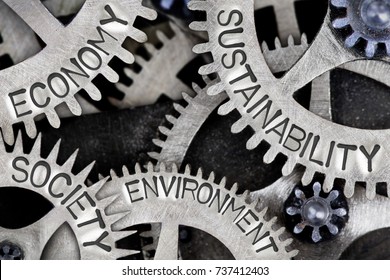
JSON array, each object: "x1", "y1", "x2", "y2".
[
  {"x1": 0, "y1": 133, "x2": 134, "y2": 259},
  {"x1": 96, "y1": 163, "x2": 297, "y2": 260},
  {"x1": 111, "y1": 22, "x2": 200, "y2": 108},
  {"x1": 285, "y1": 181, "x2": 348, "y2": 243},
  {"x1": 331, "y1": 0, "x2": 390, "y2": 57},
  {"x1": 189, "y1": 0, "x2": 390, "y2": 199},
  {"x1": 0, "y1": 0, "x2": 157, "y2": 144}
]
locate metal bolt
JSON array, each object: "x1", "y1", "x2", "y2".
[{"x1": 361, "y1": 0, "x2": 390, "y2": 30}]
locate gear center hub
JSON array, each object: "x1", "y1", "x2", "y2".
[
  {"x1": 302, "y1": 198, "x2": 331, "y2": 227},
  {"x1": 0, "y1": 241, "x2": 24, "y2": 260},
  {"x1": 361, "y1": 0, "x2": 390, "y2": 30}
]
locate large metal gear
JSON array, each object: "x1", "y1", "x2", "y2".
[
  {"x1": 189, "y1": 0, "x2": 390, "y2": 199},
  {"x1": 96, "y1": 163, "x2": 297, "y2": 260},
  {"x1": 0, "y1": 0, "x2": 156, "y2": 144},
  {"x1": 0, "y1": 133, "x2": 134, "y2": 260}
]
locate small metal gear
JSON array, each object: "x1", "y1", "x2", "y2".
[
  {"x1": 332, "y1": 0, "x2": 390, "y2": 57},
  {"x1": 0, "y1": 133, "x2": 134, "y2": 259},
  {"x1": 96, "y1": 163, "x2": 297, "y2": 260},
  {"x1": 285, "y1": 182, "x2": 348, "y2": 243},
  {"x1": 0, "y1": 0, "x2": 156, "y2": 144}
]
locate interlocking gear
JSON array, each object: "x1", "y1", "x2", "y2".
[
  {"x1": 0, "y1": 133, "x2": 134, "y2": 259},
  {"x1": 285, "y1": 181, "x2": 348, "y2": 243},
  {"x1": 0, "y1": 0, "x2": 156, "y2": 144},
  {"x1": 96, "y1": 163, "x2": 297, "y2": 259},
  {"x1": 189, "y1": 0, "x2": 390, "y2": 199}
]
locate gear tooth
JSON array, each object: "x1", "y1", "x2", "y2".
[
  {"x1": 66, "y1": 97, "x2": 83, "y2": 116},
  {"x1": 45, "y1": 109, "x2": 61, "y2": 128},
  {"x1": 112, "y1": 249, "x2": 139, "y2": 260},
  {"x1": 218, "y1": 100, "x2": 235, "y2": 116},
  {"x1": 116, "y1": 47, "x2": 135, "y2": 64},
  {"x1": 148, "y1": 152, "x2": 161, "y2": 161},
  {"x1": 345, "y1": 32, "x2": 360, "y2": 48},
  {"x1": 287, "y1": 35, "x2": 294, "y2": 46},
  {"x1": 386, "y1": 42, "x2": 390, "y2": 56},
  {"x1": 264, "y1": 147, "x2": 278, "y2": 164},
  {"x1": 219, "y1": 177, "x2": 227, "y2": 187},
  {"x1": 182, "y1": 92, "x2": 193, "y2": 103},
  {"x1": 301, "y1": 170, "x2": 315, "y2": 186},
  {"x1": 47, "y1": 139, "x2": 61, "y2": 162},
  {"x1": 158, "y1": 126, "x2": 170, "y2": 136},
  {"x1": 208, "y1": 81, "x2": 224, "y2": 96},
  {"x1": 261, "y1": 41, "x2": 269, "y2": 52},
  {"x1": 110, "y1": 169, "x2": 118, "y2": 178},
  {"x1": 159, "y1": 162, "x2": 167, "y2": 172},
  {"x1": 142, "y1": 243, "x2": 157, "y2": 251},
  {"x1": 247, "y1": 133, "x2": 262, "y2": 150},
  {"x1": 332, "y1": 17, "x2": 349, "y2": 29},
  {"x1": 25, "y1": 120, "x2": 38, "y2": 139},
  {"x1": 173, "y1": 103, "x2": 186, "y2": 114},
  {"x1": 89, "y1": 178, "x2": 108, "y2": 198},
  {"x1": 231, "y1": 118, "x2": 248, "y2": 134},
  {"x1": 188, "y1": 1, "x2": 209, "y2": 11},
  {"x1": 196, "y1": 168, "x2": 203, "y2": 178},
  {"x1": 202, "y1": 75, "x2": 212, "y2": 84},
  {"x1": 1, "y1": 125, "x2": 15, "y2": 145},
  {"x1": 13, "y1": 132, "x2": 24, "y2": 154},
  {"x1": 230, "y1": 183, "x2": 239, "y2": 194},
  {"x1": 171, "y1": 163, "x2": 178, "y2": 173},
  {"x1": 156, "y1": 30, "x2": 169, "y2": 43},
  {"x1": 152, "y1": 139, "x2": 164, "y2": 148},
  {"x1": 143, "y1": 43, "x2": 156, "y2": 56},
  {"x1": 84, "y1": 83, "x2": 102, "y2": 101},
  {"x1": 166, "y1": 115, "x2": 177, "y2": 124},
  {"x1": 98, "y1": 173, "x2": 105, "y2": 180},
  {"x1": 108, "y1": 210, "x2": 131, "y2": 227},
  {"x1": 322, "y1": 176, "x2": 334, "y2": 193},
  {"x1": 365, "y1": 41, "x2": 377, "y2": 58},
  {"x1": 274, "y1": 37, "x2": 282, "y2": 49},
  {"x1": 147, "y1": 162, "x2": 154, "y2": 172},
  {"x1": 135, "y1": 163, "x2": 142, "y2": 174},
  {"x1": 62, "y1": 149, "x2": 79, "y2": 171},
  {"x1": 344, "y1": 181, "x2": 355, "y2": 198},
  {"x1": 331, "y1": 0, "x2": 348, "y2": 7},
  {"x1": 192, "y1": 82, "x2": 202, "y2": 94},
  {"x1": 123, "y1": 67, "x2": 136, "y2": 79},
  {"x1": 122, "y1": 166, "x2": 130, "y2": 176},
  {"x1": 31, "y1": 133, "x2": 42, "y2": 154},
  {"x1": 77, "y1": 161, "x2": 96, "y2": 182},
  {"x1": 112, "y1": 230, "x2": 134, "y2": 242},
  {"x1": 185, "y1": 164, "x2": 191, "y2": 175},
  {"x1": 366, "y1": 182, "x2": 376, "y2": 200},
  {"x1": 138, "y1": 3, "x2": 158, "y2": 20},
  {"x1": 129, "y1": 27, "x2": 148, "y2": 43},
  {"x1": 281, "y1": 237, "x2": 294, "y2": 248},
  {"x1": 208, "y1": 171, "x2": 215, "y2": 182},
  {"x1": 301, "y1": 33, "x2": 308, "y2": 45},
  {"x1": 193, "y1": 42, "x2": 211, "y2": 54},
  {"x1": 86, "y1": 179, "x2": 93, "y2": 187},
  {"x1": 107, "y1": 95, "x2": 125, "y2": 108},
  {"x1": 189, "y1": 21, "x2": 207, "y2": 31},
  {"x1": 199, "y1": 62, "x2": 219, "y2": 75},
  {"x1": 282, "y1": 160, "x2": 295, "y2": 176},
  {"x1": 101, "y1": 66, "x2": 120, "y2": 83}
]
